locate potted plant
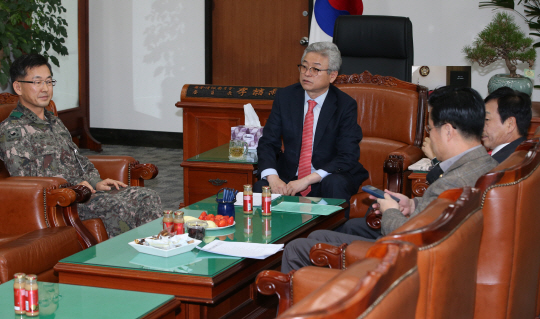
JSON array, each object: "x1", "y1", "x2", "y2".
[
  {"x1": 0, "y1": 0, "x2": 68, "y2": 87},
  {"x1": 463, "y1": 11, "x2": 536, "y2": 95},
  {"x1": 479, "y1": 0, "x2": 540, "y2": 47}
]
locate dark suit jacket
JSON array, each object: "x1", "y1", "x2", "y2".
[
  {"x1": 257, "y1": 83, "x2": 368, "y2": 186},
  {"x1": 491, "y1": 137, "x2": 526, "y2": 163}
]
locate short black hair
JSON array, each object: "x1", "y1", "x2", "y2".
[
  {"x1": 484, "y1": 86, "x2": 532, "y2": 138},
  {"x1": 428, "y1": 86, "x2": 485, "y2": 141},
  {"x1": 10, "y1": 54, "x2": 53, "y2": 83}
]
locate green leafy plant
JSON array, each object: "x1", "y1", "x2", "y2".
[
  {"x1": 480, "y1": 0, "x2": 540, "y2": 47},
  {"x1": 463, "y1": 11, "x2": 536, "y2": 77},
  {"x1": 0, "y1": 0, "x2": 68, "y2": 86}
]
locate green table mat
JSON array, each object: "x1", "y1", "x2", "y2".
[{"x1": 271, "y1": 202, "x2": 342, "y2": 215}]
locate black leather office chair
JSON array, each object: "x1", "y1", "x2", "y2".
[{"x1": 333, "y1": 15, "x2": 414, "y2": 82}]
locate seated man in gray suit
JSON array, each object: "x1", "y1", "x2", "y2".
[
  {"x1": 281, "y1": 86, "x2": 499, "y2": 273},
  {"x1": 482, "y1": 86, "x2": 532, "y2": 163}
]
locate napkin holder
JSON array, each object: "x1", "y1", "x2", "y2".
[{"x1": 231, "y1": 103, "x2": 263, "y2": 149}]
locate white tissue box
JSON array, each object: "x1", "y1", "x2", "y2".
[{"x1": 231, "y1": 125, "x2": 264, "y2": 149}]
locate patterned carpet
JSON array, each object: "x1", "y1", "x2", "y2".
[{"x1": 80, "y1": 145, "x2": 183, "y2": 210}]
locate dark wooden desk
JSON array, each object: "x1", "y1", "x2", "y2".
[
  {"x1": 176, "y1": 85, "x2": 275, "y2": 160},
  {"x1": 181, "y1": 144, "x2": 258, "y2": 206}
]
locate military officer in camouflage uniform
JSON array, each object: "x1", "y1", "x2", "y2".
[{"x1": 0, "y1": 54, "x2": 162, "y2": 237}]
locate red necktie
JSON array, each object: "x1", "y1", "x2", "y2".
[{"x1": 298, "y1": 100, "x2": 317, "y2": 196}]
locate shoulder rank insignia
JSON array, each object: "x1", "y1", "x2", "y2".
[{"x1": 9, "y1": 111, "x2": 23, "y2": 119}]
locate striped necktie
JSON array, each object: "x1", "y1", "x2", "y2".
[{"x1": 298, "y1": 100, "x2": 317, "y2": 196}]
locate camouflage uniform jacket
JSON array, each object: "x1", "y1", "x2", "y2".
[{"x1": 0, "y1": 103, "x2": 102, "y2": 187}]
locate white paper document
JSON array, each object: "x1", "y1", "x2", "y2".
[
  {"x1": 234, "y1": 192, "x2": 281, "y2": 206},
  {"x1": 199, "y1": 240, "x2": 284, "y2": 259},
  {"x1": 408, "y1": 158, "x2": 432, "y2": 171}
]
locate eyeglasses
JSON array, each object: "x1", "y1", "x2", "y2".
[
  {"x1": 297, "y1": 64, "x2": 331, "y2": 76},
  {"x1": 425, "y1": 123, "x2": 456, "y2": 135},
  {"x1": 17, "y1": 79, "x2": 57, "y2": 87}
]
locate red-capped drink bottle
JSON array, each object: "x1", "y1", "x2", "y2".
[
  {"x1": 261, "y1": 186, "x2": 272, "y2": 216},
  {"x1": 163, "y1": 210, "x2": 173, "y2": 231},
  {"x1": 13, "y1": 273, "x2": 26, "y2": 315},
  {"x1": 173, "y1": 211, "x2": 185, "y2": 235},
  {"x1": 243, "y1": 184, "x2": 253, "y2": 214},
  {"x1": 25, "y1": 274, "x2": 39, "y2": 317}
]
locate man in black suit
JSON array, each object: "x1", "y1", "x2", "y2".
[
  {"x1": 255, "y1": 42, "x2": 368, "y2": 209},
  {"x1": 483, "y1": 87, "x2": 532, "y2": 163}
]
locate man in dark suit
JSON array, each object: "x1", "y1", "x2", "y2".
[
  {"x1": 281, "y1": 86, "x2": 499, "y2": 273},
  {"x1": 483, "y1": 86, "x2": 532, "y2": 163},
  {"x1": 255, "y1": 42, "x2": 368, "y2": 207}
]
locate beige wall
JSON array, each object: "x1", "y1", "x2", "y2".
[
  {"x1": 89, "y1": 0, "x2": 205, "y2": 133},
  {"x1": 86, "y1": 0, "x2": 539, "y2": 132}
]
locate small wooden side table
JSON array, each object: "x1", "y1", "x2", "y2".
[{"x1": 181, "y1": 144, "x2": 258, "y2": 207}]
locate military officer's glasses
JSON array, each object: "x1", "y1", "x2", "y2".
[
  {"x1": 17, "y1": 79, "x2": 57, "y2": 87},
  {"x1": 297, "y1": 64, "x2": 331, "y2": 76}
]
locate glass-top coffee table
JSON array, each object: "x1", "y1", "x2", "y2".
[
  {"x1": 0, "y1": 280, "x2": 178, "y2": 318},
  {"x1": 55, "y1": 196, "x2": 346, "y2": 319}
]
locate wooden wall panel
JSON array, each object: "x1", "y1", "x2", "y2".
[{"x1": 211, "y1": 0, "x2": 310, "y2": 87}]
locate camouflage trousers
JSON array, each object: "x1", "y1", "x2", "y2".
[{"x1": 77, "y1": 186, "x2": 162, "y2": 237}]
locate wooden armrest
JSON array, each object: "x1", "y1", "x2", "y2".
[
  {"x1": 129, "y1": 161, "x2": 158, "y2": 186},
  {"x1": 385, "y1": 145, "x2": 424, "y2": 171},
  {"x1": 256, "y1": 270, "x2": 294, "y2": 315},
  {"x1": 62, "y1": 204, "x2": 98, "y2": 249},
  {"x1": 45, "y1": 187, "x2": 77, "y2": 208},
  {"x1": 59, "y1": 184, "x2": 101, "y2": 248},
  {"x1": 366, "y1": 211, "x2": 382, "y2": 230},
  {"x1": 64, "y1": 184, "x2": 92, "y2": 203},
  {"x1": 310, "y1": 243, "x2": 348, "y2": 269},
  {"x1": 58, "y1": 185, "x2": 97, "y2": 248},
  {"x1": 384, "y1": 145, "x2": 425, "y2": 194}
]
